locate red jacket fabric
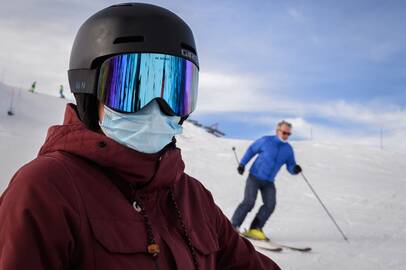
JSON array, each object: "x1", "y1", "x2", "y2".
[{"x1": 0, "y1": 104, "x2": 280, "y2": 270}]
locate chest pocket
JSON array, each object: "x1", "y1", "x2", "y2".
[
  {"x1": 190, "y1": 223, "x2": 220, "y2": 255},
  {"x1": 89, "y1": 217, "x2": 221, "y2": 270},
  {"x1": 89, "y1": 218, "x2": 154, "y2": 270},
  {"x1": 188, "y1": 223, "x2": 221, "y2": 270}
]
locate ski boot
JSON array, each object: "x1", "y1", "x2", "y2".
[{"x1": 242, "y1": 228, "x2": 268, "y2": 241}]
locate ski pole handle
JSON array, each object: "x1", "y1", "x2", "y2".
[
  {"x1": 231, "y1": 147, "x2": 240, "y2": 165},
  {"x1": 301, "y1": 172, "x2": 349, "y2": 241}
]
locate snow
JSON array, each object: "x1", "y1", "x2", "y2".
[
  {"x1": 0, "y1": 83, "x2": 69, "y2": 182},
  {"x1": 1, "y1": 84, "x2": 406, "y2": 269}
]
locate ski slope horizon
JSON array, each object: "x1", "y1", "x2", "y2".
[{"x1": 1, "y1": 84, "x2": 406, "y2": 269}]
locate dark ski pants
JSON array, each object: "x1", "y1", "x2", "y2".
[{"x1": 231, "y1": 175, "x2": 276, "y2": 230}]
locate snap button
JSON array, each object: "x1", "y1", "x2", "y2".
[{"x1": 98, "y1": 141, "x2": 107, "y2": 148}]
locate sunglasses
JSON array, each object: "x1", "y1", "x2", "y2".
[{"x1": 279, "y1": 130, "x2": 291, "y2": 136}]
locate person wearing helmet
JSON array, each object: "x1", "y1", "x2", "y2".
[{"x1": 0, "y1": 3, "x2": 280, "y2": 270}]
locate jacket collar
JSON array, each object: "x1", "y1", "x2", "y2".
[
  {"x1": 38, "y1": 103, "x2": 185, "y2": 190},
  {"x1": 273, "y1": 135, "x2": 288, "y2": 145}
]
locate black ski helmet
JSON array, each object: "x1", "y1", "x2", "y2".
[{"x1": 68, "y1": 3, "x2": 199, "y2": 130}]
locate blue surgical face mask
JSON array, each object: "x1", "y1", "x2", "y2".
[
  {"x1": 276, "y1": 134, "x2": 288, "y2": 143},
  {"x1": 99, "y1": 100, "x2": 183, "y2": 154},
  {"x1": 278, "y1": 136, "x2": 288, "y2": 143}
]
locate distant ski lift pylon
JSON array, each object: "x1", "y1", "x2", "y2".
[
  {"x1": 186, "y1": 119, "x2": 225, "y2": 137},
  {"x1": 205, "y1": 123, "x2": 225, "y2": 137}
]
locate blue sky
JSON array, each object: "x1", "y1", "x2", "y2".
[
  {"x1": 187, "y1": 0, "x2": 406, "y2": 143},
  {"x1": 0, "y1": 0, "x2": 405, "y2": 148}
]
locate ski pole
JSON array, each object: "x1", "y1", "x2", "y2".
[
  {"x1": 300, "y1": 172, "x2": 349, "y2": 241},
  {"x1": 8, "y1": 89, "x2": 15, "y2": 114},
  {"x1": 231, "y1": 147, "x2": 240, "y2": 164}
]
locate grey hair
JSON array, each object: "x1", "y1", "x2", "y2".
[{"x1": 277, "y1": 120, "x2": 292, "y2": 129}]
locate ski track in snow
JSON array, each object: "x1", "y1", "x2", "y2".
[{"x1": 1, "y1": 85, "x2": 406, "y2": 270}]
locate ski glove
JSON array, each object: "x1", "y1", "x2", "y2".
[
  {"x1": 293, "y1": 165, "x2": 302, "y2": 174},
  {"x1": 237, "y1": 165, "x2": 245, "y2": 175}
]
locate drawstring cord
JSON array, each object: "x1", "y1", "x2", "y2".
[
  {"x1": 96, "y1": 140, "x2": 199, "y2": 270},
  {"x1": 167, "y1": 187, "x2": 200, "y2": 270},
  {"x1": 129, "y1": 184, "x2": 160, "y2": 258},
  {"x1": 128, "y1": 184, "x2": 161, "y2": 270},
  {"x1": 127, "y1": 185, "x2": 199, "y2": 270}
]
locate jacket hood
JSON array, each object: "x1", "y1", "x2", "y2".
[{"x1": 38, "y1": 103, "x2": 185, "y2": 190}]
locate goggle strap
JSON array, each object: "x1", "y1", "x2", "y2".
[{"x1": 68, "y1": 69, "x2": 98, "y2": 94}]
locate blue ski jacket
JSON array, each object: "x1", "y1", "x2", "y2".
[{"x1": 240, "y1": 135, "x2": 297, "y2": 182}]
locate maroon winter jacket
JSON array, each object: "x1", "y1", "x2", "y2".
[{"x1": 0, "y1": 104, "x2": 280, "y2": 270}]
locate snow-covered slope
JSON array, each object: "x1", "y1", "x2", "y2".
[
  {"x1": 178, "y1": 125, "x2": 406, "y2": 270},
  {"x1": 1, "y1": 85, "x2": 405, "y2": 269},
  {"x1": 0, "y1": 83, "x2": 69, "y2": 182}
]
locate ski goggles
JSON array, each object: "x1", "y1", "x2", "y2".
[{"x1": 97, "y1": 52, "x2": 199, "y2": 117}]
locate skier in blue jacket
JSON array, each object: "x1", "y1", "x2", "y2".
[{"x1": 231, "y1": 120, "x2": 302, "y2": 240}]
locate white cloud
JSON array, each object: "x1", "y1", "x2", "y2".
[
  {"x1": 197, "y1": 71, "x2": 269, "y2": 112},
  {"x1": 0, "y1": 0, "x2": 103, "y2": 97},
  {"x1": 0, "y1": 13, "x2": 73, "y2": 96},
  {"x1": 253, "y1": 115, "x2": 405, "y2": 153},
  {"x1": 196, "y1": 71, "x2": 406, "y2": 151},
  {"x1": 198, "y1": 71, "x2": 406, "y2": 130},
  {"x1": 0, "y1": 1, "x2": 405, "y2": 152},
  {"x1": 306, "y1": 100, "x2": 406, "y2": 130}
]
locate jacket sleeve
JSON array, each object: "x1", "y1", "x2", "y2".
[
  {"x1": 286, "y1": 147, "x2": 297, "y2": 175},
  {"x1": 205, "y1": 193, "x2": 280, "y2": 269},
  {"x1": 0, "y1": 157, "x2": 81, "y2": 270},
  {"x1": 240, "y1": 137, "x2": 266, "y2": 166}
]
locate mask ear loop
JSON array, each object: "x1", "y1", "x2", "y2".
[{"x1": 179, "y1": 115, "x2": 188, "y2": 125}]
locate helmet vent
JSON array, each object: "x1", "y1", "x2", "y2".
[
  {"x1": 114, "y1": 36, "x2": 145, "y2": 44},
  {"x1": 181, "y1": 43, "x2": 196, "y2": 55}
]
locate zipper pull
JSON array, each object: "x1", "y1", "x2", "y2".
[{"x1": 133, "y1": 200, "x2": 142, "y2": 212}]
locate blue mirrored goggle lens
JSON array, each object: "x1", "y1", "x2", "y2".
[{"x1": 97, "y1": 53, "x2": 199, "y2": 116}]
